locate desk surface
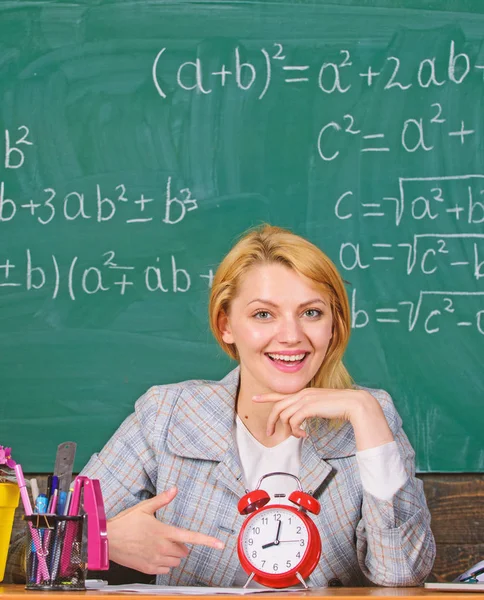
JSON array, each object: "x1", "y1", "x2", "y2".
[{"x1": 1, "y1": 585, "x2": 484, "y2": 599}]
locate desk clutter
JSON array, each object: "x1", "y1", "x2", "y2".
[{"x1": 13, "y1": 442, "x2": 109, "y2": 591}]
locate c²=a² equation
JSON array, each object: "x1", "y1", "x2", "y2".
[{"x1": 152, "y1": 43, "x2": 482, "y2": 161}]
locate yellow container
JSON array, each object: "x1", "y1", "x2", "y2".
[{"x1": 0, "y1": 482, "x2": 20, "y2": 582}]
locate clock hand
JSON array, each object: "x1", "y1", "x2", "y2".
[
  {"x1": 275, "y1": 520, "x2": 282, "y2": 542},
  {"x1": 262, "y1": 521, "x2": 283, "y2": 550},
  {"x1": 279, "y1": 539, "x2": 301, "y2": 543},
  {"x1": 261, "y1": 541, "x2": 276, "y2": 549}
]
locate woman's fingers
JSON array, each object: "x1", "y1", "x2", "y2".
[
  {"x1": 253, "y1": 392, "x2": 287, "y2": 403},
  {"x1": 162, "y1": 522, "x2": 225, "y2": 550},
  {"x1": 257, "y1": 389, "x2": 352, "y2": 436},
  {"x1": 263, "y1": 394, "x2": 304, "y2": 435},
  {"x1": 275, "y1": 401, "x2": 310, "y2": 437}
]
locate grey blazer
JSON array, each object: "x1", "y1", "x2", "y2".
[{"x1": 82, "y1": 368, "x2": 435, "y2": 587}]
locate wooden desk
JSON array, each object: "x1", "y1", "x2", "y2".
[{"x1": 1, "y1": 585, "x2": 483, "y2": 599}]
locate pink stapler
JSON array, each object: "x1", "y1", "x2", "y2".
[
  {"x1": 79, "y1": 477, "x2": 109, "y2": 570},
  {"x1": 60, "y1": 476, "x2": 109, "y2": 575}
]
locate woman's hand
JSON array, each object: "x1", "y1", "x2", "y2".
[
  {"x1": 107, "y1": 487, "x2": 224, "y2": 574},
  {"x1": 253, "y1": 388, "x2": 394, "y2": 451}
]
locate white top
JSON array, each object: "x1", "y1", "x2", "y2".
[
  {"x1": 232, "y1": 415, "x2": 408, "y2": 587},
  {"x1": 235, "y1": 415, "x2": 408, "y2": 501}
]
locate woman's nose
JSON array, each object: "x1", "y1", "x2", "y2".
[{"x1": 277, "y1": 317, "x2": 303, "y2": 344}]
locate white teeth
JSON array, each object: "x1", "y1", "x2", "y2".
[{"x1": 268, "y1": 353, "x2": 306, "y2": 362}]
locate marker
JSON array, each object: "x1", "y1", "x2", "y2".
[
  {"x1": 49, "y1": 475, "x2": 59, "y2": 498},
  {"x1": 47, "y1": 489, "x2": 58, "y2": 514},
  {"x1": 14, "y1": 464, "x2": 50, "y2": 582},
  {"x1": 50, "y1": 487, "x2": 73, "y2": 582}
]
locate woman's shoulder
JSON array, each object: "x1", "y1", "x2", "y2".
[{"x1": 134, "y1": 367, "x2": 240, "y2": 414}]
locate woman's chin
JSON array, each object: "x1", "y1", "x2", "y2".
[{"x1": 266, "y1": 378, "x2": 312, "y2": 396}]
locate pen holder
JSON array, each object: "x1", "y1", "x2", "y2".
[{"x1": 24, "y1": 514, "x2": 86, "y2": 591}]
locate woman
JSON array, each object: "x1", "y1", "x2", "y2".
[{"x1": 81, "y1": 224, "x2": 435, "y2": 587}]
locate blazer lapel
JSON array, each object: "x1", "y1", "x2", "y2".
[
  {"x1": 300, "y1": 417, "x2": 357, "y2": 496},
  {"x1": 166, "y1": 367, "x2": 245, "y2": 497},
  {"x1": 166, "y1": 368, "x2": 239, "y2": 461},
  {"x1": 299, "y1": 436, "x2": 334, "y2": 496},
  {"x1": 212, "y1": 445, "x2": 246, "y2": 498}
]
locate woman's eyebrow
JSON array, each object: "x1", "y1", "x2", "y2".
[
  {"x1": 299, "y1": 298, "x2": 329, "y2": 309},
  {"x1": 247, "y1": 298, "x2": 328, "y2": 308},
  {"x1": 247, "y1": 298, "x2": 278, "y2": 307}
]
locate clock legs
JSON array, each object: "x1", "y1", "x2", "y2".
[
  {"x1": 243, "y1": 570, "x2": 309, "y2": 589},
  {"x1": 243, "y1": 572, "x2": 256, "y2": 588},
  {"x1": 295, "y1": 572, "x2": 309, "y2": 589}
]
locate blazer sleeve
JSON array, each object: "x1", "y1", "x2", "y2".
[
  {"x1": 355, "y1": 390, "x2": 436, "y2": 586},
  {"x1": 80, "y1": 386, "x2": 164, "y2": 518}
]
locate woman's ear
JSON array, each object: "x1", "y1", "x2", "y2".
[{"x1": 218, "y1": 311, "x2": 234, "y2": 344}]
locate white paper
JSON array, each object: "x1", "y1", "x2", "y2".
[
  {"x1": 424, "y1": 583, "x2": 484, "y2": 593},
  {"x1": 86, "y1": 581, "x2": 305, "y2": 595}
]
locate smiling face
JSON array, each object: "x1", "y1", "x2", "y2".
[{"x1": 219, "y1": 262, "x2": 334, "y2": 397}]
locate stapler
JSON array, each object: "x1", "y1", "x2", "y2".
[
  {"x1": 455, "y1": 559, "x2": 484, "y2": 583},
  {"x1": 60, "y1": 476, "x2": 109, "y2": 576}
]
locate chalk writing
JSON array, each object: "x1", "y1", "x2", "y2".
[
  {"x1": 318, "y1": 108, "x2": 477, "y2": 161},
  {"x1": 0, "y1": 177, "x2": 198, "y2": 225},
  {"x1": 0, "y1": 249, "x2": 213, "y2": 300},
  {"x1": 335, "y1": 176, "x2": 484, "y2": 226},
  {"x1": 152, "y1": 41, "x2": 480, "y2": 99},
  {"x1": 351, "y1": 289, "x2": 484, "y2": 335}
]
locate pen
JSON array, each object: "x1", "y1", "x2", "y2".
[
  {"x1": 14, "y1": 464, "x2": 50, "y2": 582},
  {"x1": 46, "y1": 474, "x2": 52, "y2": 499},
  {"x1": 63, "y1": 490, "x2": 72, "y2": 516},
  {"x1": 30, "y1": 478, "x2": 39, "y2": 504},
  {"x1": 57, "y1": 491, "x2": 67, "y2": 516},
  {"x1": 68, "y1": 477, "x2": 82, "y2": 516},
  {"x1": 49, "y1": 475, "x2": 59, "y2": 499},
  {"x1": 47, "y1": 489, "x2": 58, "y2": 514},
  {"x1": 30, "y1": 494, "x2": 47, "y2": 583},
  {"x1": 34, "y1": 494, "x2": 48, "y2": 585},
  {"x1": 15, "y1": 464, "x2": 33, "y2": 515},
  {"x1": 461, "y1": 566, "x2": 484, "y2": 583},
  {"x1": 50, "y1": 488, "x2": 73, "y2": 582}
]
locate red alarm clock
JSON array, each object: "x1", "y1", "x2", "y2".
[{"x1": 237, "y1": 472, "x2": 321, "y2": 589}]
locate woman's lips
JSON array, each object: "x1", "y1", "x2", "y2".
[{"x1": 265, "y1": 352, "x2": 309, "y2": 373}]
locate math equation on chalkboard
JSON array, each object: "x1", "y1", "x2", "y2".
[{"x1": 0, "y1": 39, "x2": 483, "y2": 339}]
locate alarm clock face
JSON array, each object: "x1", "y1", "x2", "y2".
[{"x1": 240, "y1": 506, "x2": 310, "y2": 575}]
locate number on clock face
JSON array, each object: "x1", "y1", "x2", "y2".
[{"x1": 241, "y1": 507, "x2": 309, "y2": 574}]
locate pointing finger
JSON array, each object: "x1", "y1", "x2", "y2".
[{"x1": 163, "y1": 524, "x2": 225, "y2": 550}]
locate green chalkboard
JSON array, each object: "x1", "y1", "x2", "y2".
[{"x1": 0, "y1": 0, "x2": 483, "y2": 473}]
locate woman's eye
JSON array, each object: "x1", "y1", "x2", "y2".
[
  {"x1": 254, "y1": 310, "x2": 271, "y2": 320},
  {"x1": 304, "y1": 309, "x2": 322, "y2": 318}
]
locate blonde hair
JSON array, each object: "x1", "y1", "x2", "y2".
[{"x1": 209, "y1": 224, "x2": 353, "y2": 389}]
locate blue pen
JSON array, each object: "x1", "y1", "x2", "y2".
[
  {"x1": 57, "y1": 491, "x2": 67, "y2": 516},
  {"x1": 30, "y1": 494, "x2": 48, "y2": 583},
  {"x1": 49, "y1": 475, "x2": 59, "y2": 499}
]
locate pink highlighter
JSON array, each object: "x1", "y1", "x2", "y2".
[{"x1": 14, "y1": 464, "x2": 51, "y2": 582}]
